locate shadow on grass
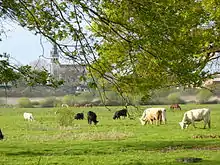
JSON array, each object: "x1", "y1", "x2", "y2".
[{"x1": 3, "y1": 140, "x2": 220, "y2": 157}]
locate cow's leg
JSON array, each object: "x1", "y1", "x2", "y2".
[
  {"x1": 88, "y1": 119, "x2": 92, "y2": 124},
  {"x1": 208, "y1": 120, "x2": 211, "y2": 128},
  {"x1": 204, "y1": 119, "x2": 211, "y2": 129},
  {"x1": 159, "y1": 118, "x2": 162, "y2": 125},
  {"x1": 192, "y1": 121, "x2": 196, "y2": 128}
]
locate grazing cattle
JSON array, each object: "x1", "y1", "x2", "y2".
[
  {"x1": 113, "y1": 109, "x2": 128, "y2": 119},
  {"x1": 23, "y1": 112, "x2": 34, "y2": 121},
  {"x1": 140, "y1": 108, "x2": 167, "y2": 125},
  {"x1": 139, "y1": 108, "x2": 163, "y2": 125},
  {"x1": 170, "y1": 104, "x2": 181, "y2": 110},
  {"x1": 74, "y1": 113, "x2": 84, "y2": 120},
  {"x1": 87, "y1": 111, "x2": 99, "y2": 125},
  {"x1": 179, "y1": 108, "x2": 211, "y2": 129},
  {"x1": 0, "y1": 129, "x2": 4, "y2": 140}
]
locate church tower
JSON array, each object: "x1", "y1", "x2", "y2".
[{"x1": 50, "y1": 43, "x2": 60, "y2": 76}]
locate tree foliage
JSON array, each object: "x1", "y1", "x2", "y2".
[
  {"x1": 0, "y1": 53, "x2": 64, "y2": 88},
  {"x1": 1, "y1": 0, "x2": 220, "y2": 98}
]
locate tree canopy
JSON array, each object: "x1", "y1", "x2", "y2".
[{"x1": 1, "y1": 0, "x2": 220, "y2": 98}]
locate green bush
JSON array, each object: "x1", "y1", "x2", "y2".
[
  {"x1": 40, "y1": 97, "x2": 61, "y2": 107},
  {"x1": 17, "y1": 97, "x2": 33, "y2": 108},
  {"x1": 62, "y1": 95, "x2": 75, "y2": 106},
  {"x1": 167, "y1": 92, "x2": 183, "y2": 104},
  {"x1": 56, "y1": 108, "x2": 75, "y2": 127},
  {"x1": 103, "y1": 91, "x2": 126, "y2": 106},
  {"x1": 196, "y1": 89, "x2": 213, "y2": 104},
  {"x1": 31, "y1": 100, "x2": 40, "y2": 106},
  {"x1": 143, "y1": 97, "x2": 170, "y2": 105},
  {"x1": 73, "y1": 92, "x2": 96, "y2": 105}
]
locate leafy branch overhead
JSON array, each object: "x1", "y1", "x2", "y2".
[
  {"x1": 0, "y1": 54, "x2": 64, "y2": 88},
  {"x1": 1, "y1": 0, "x2": 220, "y2": 95}
]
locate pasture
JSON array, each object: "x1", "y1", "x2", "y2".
[{"x1": 0, "y1": 104, "x2": 220, "y2": 165}]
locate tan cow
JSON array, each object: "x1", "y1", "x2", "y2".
[{"x1": 139, "y1": 108, "x2": 163, "y2": 125}]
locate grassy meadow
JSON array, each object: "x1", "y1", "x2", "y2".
[{"x1": 0, "y1": 104, "x2": 220, "y2": 165}]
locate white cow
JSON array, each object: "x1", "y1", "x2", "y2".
[
  {"x1": 179, "y1": 108, "x2": 211, "y2": 129},
  {"x1": 61, "y1": 104, "x2": 69, "y2": 108},
  {"x1": 139, "y1": 108, "x2": 167, "y2": 125},
  {"x1": 23, "y1": 112, "x2": 34, "y2": 121}
]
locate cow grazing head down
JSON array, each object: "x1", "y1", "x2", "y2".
[
  {"x1": 87, "y1": 111, "x2": 99, "y2": 125},
  {"x1": 23, "y1": 112, "x2": 34, "y2": 121},
  {"x1": 74, "y1": 113, "x2": 84, "y2": 120},
  {"x1": 179, "y1": 121, "x2": 189, "y2": 129},
  {"x1": 113, "y1": 109, "x2": 128, "y2": 120},
  {"x1": 179, "y1": 108, "x2": 211, "y2": 129}
]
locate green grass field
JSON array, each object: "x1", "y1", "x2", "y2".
[{"x1": 0, "y1": 104, "x2": 220, "y2": 165}]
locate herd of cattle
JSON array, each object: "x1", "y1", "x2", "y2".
[
  {"x1": 22, "y1": 105, "x2": 211, "y2": 130},
  {"x1": 0, "y1": 105, "x2": 212, "y2": 140}
]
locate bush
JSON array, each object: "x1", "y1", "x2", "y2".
[
  {"x1": 17, "y1": 97, "x2": 33, "y2": 108},
  {"x1": 31, "y1": 101, "x2": 40, "y2": 106},
  {"x1": 40, "y1": 97, "x2": 61, "y2": 108},
  {"x1": 143, "y1": 97, "x2": 170, "y2": 105},
  {"x1": 74, "y1": 92, "x2": 98, "y2": 104},
  {"x1": 167, "y1": 92, "x2": 185, "y2": 104},
  {"x1": 56, "y1": 108, "x2": 75, "y2": 127},
  {"x1": 196, "y1": 89, "x2": 213, "y2": 104},
  {"x1": 62, "y1": 95, "x2": 76, "y2": 106}
]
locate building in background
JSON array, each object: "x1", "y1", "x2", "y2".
[{"x1": 50, "y1": 44, "x2": 88, "y2": 93}]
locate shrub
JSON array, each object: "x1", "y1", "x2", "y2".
[
  {"x1": 143, "y1": 97, "x2": 170, "y2": 105},
  {"x1": 56, "y1": 108, "x2": 75, "y2": 127},
  {"x1": 74, "y1": 92, "x2": 95, "y2": 104},
  {"x1": 196, "y1": 89, "x2": 213, "y2": 104},
  {"x1": 62, "y1": 95, "x2": 75, "y2": 106},
  {"x1": 31, "y1": 101, "x2": 40, "y2": 106},
  {"x1": 17, "y1": 97, "x2": 33, "y2": 108},
  {"x1": 167, "y1": 92, "x2": 185, "y2": 104},
  {"x1": 40, "y1": 97, "x2": 61, "y2": 107}
]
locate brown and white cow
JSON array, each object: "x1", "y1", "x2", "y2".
[{"x1": 139, "y1": 108, "x2": 166, "y2": 125}]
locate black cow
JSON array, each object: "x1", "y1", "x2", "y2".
[
  {"x1": 87, "y1": 111, "x2": 99, "y2": 125},
  {"x1": 113, "y1": 109, "x2": 128, "y2": 120},
  {"x1": 0, "y1": 129, "x2": 4, "y2": 140},
  {"x1": 74, "y1": 113, "x2": 84, "y2": 120}
]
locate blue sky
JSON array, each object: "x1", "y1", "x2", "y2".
[{"x1": 0, "y1": 22, "x2": 52, "y2": 65}]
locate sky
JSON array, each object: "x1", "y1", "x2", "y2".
[{"x1": 0, "y1": 22, "x2": 53, "y2": 65}]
